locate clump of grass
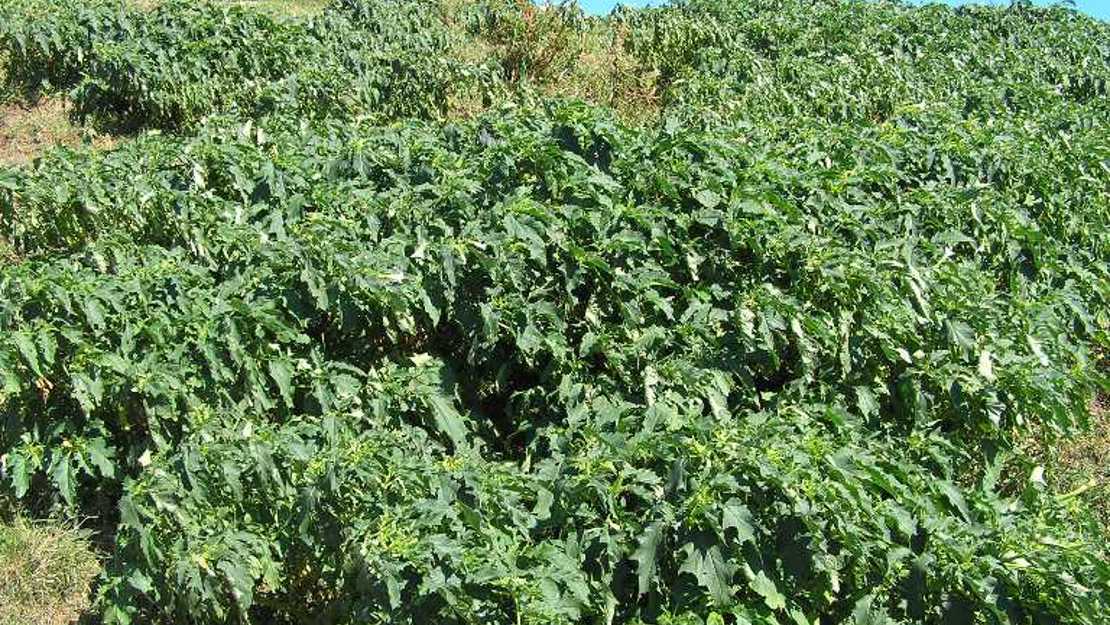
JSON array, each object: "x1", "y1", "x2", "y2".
[
  {"x1": 1056, "y1": 395, "x2": 1110, "y2": 534},
  {"x1": 226, "y1": 0, "x2": 330, "y2": 17},
  {"x1": 0, "y1": 51, "x2": 13, "y2": 105},
  {"x1": 0, "y1": 97, "x2": 117, "y2": 165},
  {"x1": 1014, "y1": 392, "x2": 1110, "y2": 539},
  {"x1": 549, "y1": 18, "x2": 661, "y2": 124},
  {"x1": 0, "y1": 518, "x2": 100, "y2": 625},
  {"x1": 441, "y1": 0, "x2": 660, "y2": 123}
]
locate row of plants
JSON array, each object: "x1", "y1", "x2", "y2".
[
  {"x1": 1, "y1": 97, "x2": 1107, "y2": 621},
  {"x1": 2, "y1": 0, "x2": 1108, "y2": 134},
  {"x1": 0, "y1": 0, "x2": 471, "y2": 129},
  {"x1": 615, "y1": 0, "x2": 1110, "y2": 127},
  {"x1": 0, "y1": 0, "x2": 1106, "y2": 623}
]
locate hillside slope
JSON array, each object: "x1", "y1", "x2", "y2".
[{"x1": 0, "y1": 1, "x2": 1107, "y2": 623}]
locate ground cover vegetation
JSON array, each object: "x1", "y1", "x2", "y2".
[
  {"x1": 0, "y1": 516, "x2": 101, "y2": 625},
  {"x1": 0, "y1": 0, "x2": 1107, "y2": 623}
]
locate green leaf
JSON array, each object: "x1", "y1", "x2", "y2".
[
  {"x1": 50, "y1": 453, "x2": 76, "y2": 506},
  {"x1": 427, "y1": 394, "x2": 468, "y2": 450},
  {"x1": 119, "y1": 495, "x2": 143, "y2": 530},
  {"x1": 129, "y1": 570, "x2": 155, "y2": 595},
  {"x1": 945, "y1": 320, "x2": 975, "y2": 351},
  {"x1": 694, "y1": 189, "x2": 722, "y2": 209},
  {"x1": 632, "y1": 520, "x2": 665, "y2": 596},
  {"x1": 83, "y1": 298, "x2": 107, "y2": 331},
  {"x1": 749, "y1": 569, "x2": 786, "y2": 611},
  {"x1": 218, "y1": 560, "x2": 255, "y2": 613},
  {"x1": 937, "y1": 480, "x2": 971, "y2": 522},
  {"x1": 85, "y1": 437, "x2": 116, "y2": 478},
  {"x1": 103, "y1": 604, "x2": 133, "y2": 625},
  {"x1": 268, "y1": 359, "x2": 294, "y2": 407},
  {"x1": 222, "y1": 460, "x2": 243, "y2": 499},
  {"x1": 12, "y1": 331, "x2": 41, "y2": 377},
  {"x1": 8, "y1": 452, "x2": 31, "y2": 498},
  {"x1": 533, "y1": 487, "x2": 554, "y2": 521},
  {"x1": 681, "y1": 544, "x2": 735, "y2": 605},
  {"x1": 36, "y1": 330, "x2": 57, "y2": 368},
  {"x1": 852, "y1": 595, "x2": 894, "y2": 625},
  {"x1": 71, "y1": 371, "x2": 104, "y2": 414},
  {"x1": 384, "y1": 564, "x2": 402, "y2": 609},
  {"x1": 855, "y1": 386, "x2": 879, "y2": 418},
  {"x1": 722, "y1": 500, "x2": 755, "y2": 544}
]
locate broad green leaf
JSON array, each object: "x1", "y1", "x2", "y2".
[
  {"x1": 855, "y1": 386, "x2": 879, "y2": 418},
  {"x1": 722, "y1": 500, "x2": 755, "y2": 544},
  {"x1": 632, "y1": 520, "x2": 665, "y2": 596},
  {"x1": 680, "y1": 544, "x2": 735, "y2": 605},
  {"x1": 85, "y1": 437, "x2": 115, "y2": 478},
  {"x1": 694, "y1": 189, "x2": 722, "y2": 209},
  {"x1": 749, "y1": 570, "x2": 786, "y2": 611},
  {"x1": 8, "y1": 452, "x2": 31, "y2": 498},
  {"x1": 937, "y1": 480, "x2": 971, "y2": 521},
  {"x1": 853, "y1": 595, "x2": 895, "y2": 625},
  {"x1": 218, "y1": 560, "x2": 255, "y2": 613},
  {"x1": 12, "y1": 332, "x2": 41, "y2": 377},
  {"x1": 945, "y1": 320, "x2": 975, "y2": 351},
  {"x1": 268, "y1": 360, "x2": 294, "y2": 407},
  {"x1": 427, "y1": 394, "x2": 468, "y2": 449},
  {"x1": 129, "y1": 570, "x2": 155, "y2": 594},
  {"x1": 50, "y1": 453, "x2": 76, "y2": 506}
]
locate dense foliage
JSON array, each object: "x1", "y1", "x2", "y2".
[
  {"x1": 0, "y1": 0, "x2": 462, "y2": 128},
  {"x1": 0, "y1": 0, "x2": 1107, "y2": 624}
]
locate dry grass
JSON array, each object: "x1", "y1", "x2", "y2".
[
  {"x1": 439, "y1": 0, "x2": 661, "y2": 124},
  {"x1": 225, "y1": 0, "x2": 330, "y2": 16},
  {"x1": 0, "y1": 98, "x2": 118, "y2": 166},
  {"x1": 1, "y1": 45, "x2": 119, "y2": 165},
  {"x1": 0, "y1": 518, "x2": 100, "y2": 625},
  {"x1": 547, "y1": 21, "x2": 661, "y2": 125},
  {"x1": 0, "y1": 53, "x2": 12, "y2": 106},
  {"x1": 1056, "y1": 395, "x2": 1110, "y2": 533},
  {"x1": 1014, "y1": 392, "x2": 1110, "y2": 538}
]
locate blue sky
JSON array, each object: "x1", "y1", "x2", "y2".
[{"x1": 575, "y1": 1, "x2": 1109, "y2": 21}]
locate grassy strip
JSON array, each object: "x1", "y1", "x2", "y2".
[
  {"x1": 228, "y1": 0, "x2": 330, "y2": 16},
  {"x1": 0, "y1": 29, "x2": 116, "y2": 165},
  {"x1": 0, "y1": 98, "x2": 118, "y2": 166},
  {"x1": 0, "y1": 518, "x2": 100, "y2": 625},
  {"x1": 1013, "y1": 392, "x2": 1110, "y2": 540},
  {"x1": 1058, "y1": 397, "x2": 1110, "y2": 536}
]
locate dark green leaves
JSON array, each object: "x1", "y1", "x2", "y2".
[
  {"x1": 0, "y1": 2, "x2": 1107, "y2": 623},
  {"x1": 748, "y1": 569, "x2": 786, "y2": 612},
  {"x1": 632, "y1": 520, "x2": 665, "y2": 596},
  {"x1": 426, "y1": 393, "x2": 469, "y2": 450},
  {"x1": 0, "y1": 0, "x2": 459, "y2": 130},
  {"x1": 721, "y1": 500, "x2": 755, "y2": 544},
  {"x1": 679, "y1": 543, "x2": 735, "y2": 605},
  {"x1": 11, "y1": 331, "x2": 40, "y2": 377},
  {"x1": 268, "y1": 359, "x2": 295, "y2": 408}
]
